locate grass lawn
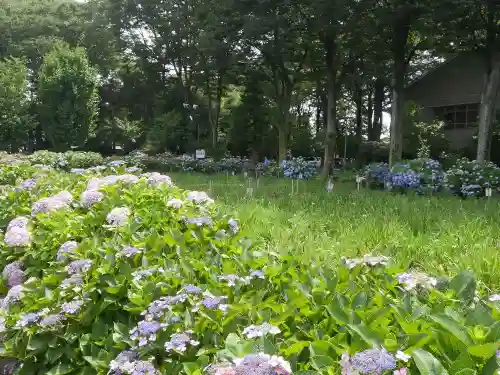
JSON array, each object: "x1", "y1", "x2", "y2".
[{"x1": 170, "y1": 172, "x2": 500, "y2": 289}]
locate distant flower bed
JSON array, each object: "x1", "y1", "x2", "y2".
[
  {"x1": 0, "y1": 151, "x2": 322, "y2": 180},
  {"x1": 363, "y1": 158, "x2": 500, "y2": 197},
  {"x1": 0, "y1": 161, "x2": 497, "y2": 374}
]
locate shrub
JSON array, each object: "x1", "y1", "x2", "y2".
[
  {"x1": 362, "y1": 162, "x2": 390, "y2": 189},
  {"x1": 444, "y1": 158, "x2": 500, "y2": 196},
  {"x1": 281, "y1": 157, "x2": 317, "y2": 180},
  {"x1": 389, "y1": 159, "x2": 443, "y2": 194},
  {"x1": 0, "y1": 165, "x2": 497, "y2": 374},
  {"x1": 63, "y1": 151, "x2": 104, "y2": 169}
]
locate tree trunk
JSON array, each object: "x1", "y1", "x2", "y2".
[
  {"x1": 367, "y1": 85, "x2": 373, "y2": 141},
  {"x1": 389, "y1": 21, "x2": 410, "y2": 167},
  {"x1": 321, "y1": 36, "x2": 339, "y2": 177},
  {"x1": 372, "y1": 78, "x2": 384, "y2": 141},
  {"x1": 278, "y1": 128, "x2": 287, "y2": 162},
  {"x1": 477, "y1": 54, "x2": 500, "y2": 163},
  {"x1": 354, "y1": 83, "x2": 363, "y2": 146}
]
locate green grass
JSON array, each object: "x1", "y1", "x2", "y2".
[{"x1": 171, "y1": 172, "x2": 500, "y2": 288}]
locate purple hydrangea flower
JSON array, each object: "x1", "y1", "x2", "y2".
[
  {"x1": 4, "y1": 226, "x2": 31, "y2": 247},
  {"x1": 142, "y1": 294, "x2": 188, "y2": 319},
  {"x1": 80, "y1": 190, "x2": 104, "y2": 208},
  {"x1": 31, "y1": 192, "x2": 72, "y2": 216},
  {"x1": 66, "y1": 259, "x2": 92, "y2": 274},
  {"x1": 39, "y1": 314, "x2": 66, "y2": 328},
  {"x1": 2, "y1": 285, "x2": 23, "y2": 308},
  {"x1": 6, "y1": 216, "x2": 29, "y2": 231},
  {"x1": 147, "y1": 172, "x2": 172, "y2": 186},
  {"x1": 122, "y1": 246, "x2": 141, "y2": 258},
  {"x1": 16, "y1": 312, "x2": 42, "y2": 328},
  {"x1": 61, "y1": 273, "x2": 84, "y2": 289},
  {"x1": 57, "y1": 241, "x2": 79, "y2": 261},
  {"x1": 350, "y1": 348, "x2": 396, "y2": 375},
  {"x1": 164, "y1": 331, "x2": 199, "y2": 352},
  {"x1": 15, "y1": 179, "x2": 37, "y2": 191},
  {"x1": 183, "y1": 284, "x2": 202, "y2": 294},
  {"x1": 242, "y1": 323, "x2": 281, "y2": 339},
  {"x1": 61, "y1": 299, "x2": 84, "y2": 314},
  {"x1": 130, "y1": 320, "x2": 167, "y2": 346},
  {"x1": 71, "y1": 168, "x2": 86, "y2": 174},
  {"x1": 194, "y1": 294, "x2": 227, "y2": 311},
  {"x1": 228, "y1": 219, "x2": 239, "y2": 234},
  {"x1": 2, "y1": 261, "x2": 24, "y2": 288},
  {"x1": 107, "y1": 207, "x2": 130, "y2": 227}
]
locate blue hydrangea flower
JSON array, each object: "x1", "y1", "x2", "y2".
[
  {"x1": 57, "y1": 241, "x2": 79, "y2": 262},
  {"x1": 61, "y1": 273, "x2": 84, "y2": 290},
  {"x1": 16, "y1": 312, "x2": 42, "y2": 328},
  {"x1": 183, "y1": 285, "x2": 202, "y2": 294},
  {"x1": 164, "y1": 331, "x2": 199, "y2": 353},
  {"x1": 350, "y1": 348, "x2": 396, "y2": 374},
  {"x1": 61, "y1": 299, "x2": 84, "y2": 314},
  {"x1": 121, "y1": 246, "x2": 141, "y2": 258},
  {"x1": 66, "y1": 259, "x2": 92, "y2": 275},
  {"x1": 130, "y1": 320, "x2": 167, "y2": 346},
  {"x1": 39, "y1": 314, "x2": 66, "y2": 328},
  {"x1": 80, "y1": 190, "x2": 104, "y2": 208},
  {"x1": 4, "y1": 226, "x2": 31, "y2": 247},
  {"x1": 142, "y1": 294, "x2": 188, "y2": 319}
]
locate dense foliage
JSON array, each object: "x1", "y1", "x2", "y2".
[
  {"x1": 0, "y1": 58, "x2": 33, "y2": 152},
  {"x1": 3, "y1": 0, "x2": 500, "y2": 167},
  {"x1": 0, "y1": 163, "x2": 498, "y2": 374},
  {"x1": 37, "y1": 43, "x2": 99, "y2": 151},
  {"x1": 0, "y1": 163, "x2": 500, "y2": 375},
  {"x1": 363, "y1": 157, "x2": 500, "y2": 197}
]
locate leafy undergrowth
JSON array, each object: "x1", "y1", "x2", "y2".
[{"x1": 0, "y1": 163, "x2": 498, "y2": 375}]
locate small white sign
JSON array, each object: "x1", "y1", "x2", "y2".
[{"x1": 195, "y1": 149, "x2": 206, "y2": 159}]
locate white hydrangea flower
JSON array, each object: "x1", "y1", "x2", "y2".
[
  {"x1": 106, "y1": 207, "x2": 130, "y2": 227},
  {"x1": 4, "y1": 227, "x2": 31, "y2": 247}
]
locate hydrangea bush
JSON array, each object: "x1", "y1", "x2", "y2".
[
  {"x1": 0, "y1": 164, "x2": 498, "y2": 374},
  {"x1": 444, "y1": 158, "x2": 500, "y2": 197},
  {"x1": 362, "y1": 162, "x2": 390, "y2": 189},
  {"x1": 281, "y1": 157, "x2": 317, "y2": 180},
  {"x1": 388, "y1": 159, "x2": 444, "y2": 194}
]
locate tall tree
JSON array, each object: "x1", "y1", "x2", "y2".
[
  {"x1": 38, "y1": 43, "x2": 99, "y2": 150},
  {"x1": 0, "y1": 58, "x2": 34, "y2": 152}
]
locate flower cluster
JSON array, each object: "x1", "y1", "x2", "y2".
[
  {"x1": 340, "y1": 349, "x2": 399, "y2": 375},
  {"x1": 4, "y1": 217, "x2": 31, "y2": 247},
  {"x1": 207, "y1": 353, "x2": 292, "y2": 375},
  {"x1": 342, "y1": 255, "x2": 390, "y2": 269},
  {"x1": 363, "y1": 162, "x2": 390, "y2": 188},
  {"x1": 444, "y1": 158, "x2": 500, "y2": 196},
  {"x1": 281, "y1": 157, "x2": 318, "y2": 180},
  {"x1": 397, "y1": 272, "x2": 438, "y2": 291}
]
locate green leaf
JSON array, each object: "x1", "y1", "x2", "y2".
[
  {"x1": 468, "y1": 343, "x2": 499, "y2": 359},
  {"x1": 430, "y1": 313, "x2": 472, "y2": 345},
  {"x1": 347, "y1": 324, "x2": 382, "y2": 347},
  {"x1": 325, "y1": 303, "x2": 348, "y2": 325},
  {"x1": 481, "y1": 354, "x2": 500, "y2": 375},
  {"x1": 449, "y1": 271, "x2": 476, "y2": 303},
  {"x1": 183, "y1": 362, "x2": 201, "y2": 375},
  {"x1": 413, "y1": 349, "x2": 449, "y2": 375},
  {"x1": 45, "y1": 363, "x2": 75, "y2": 375}
]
